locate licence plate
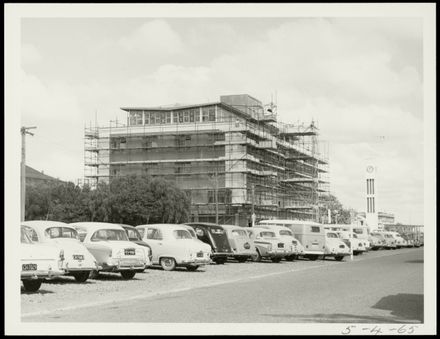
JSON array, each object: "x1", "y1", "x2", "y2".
[
  {"x1": 22, "y1": 263, "x2": 37, "y2": 271},
  {"x1": 197, "y1": 252, "x2": 204, "y2": 258},
  {"x1": 73, "y1": 254, "x2": 84, "y2": 260},
  {"x1": 124, "y1": 249, "x2": 135, "y2": 255}
]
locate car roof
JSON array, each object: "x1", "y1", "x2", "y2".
[
  {"x1": 251, "y1": 227, "x2": 277, "y2": 233},
  {"x1": 257, "y1": 224, "x2": 292, "y2": 231},
  {"x1": 258, "y1": 219, "x2": 322, "y2": 227},
  {"x1": 22, "y1": 220, "x2": 73, "y2": 230},
  {"x1": 185, "y1": 222, "x2": 224, "y2": 229},
  {"x1": 69, "y1": 222, "x2": 125, "y2": 232},
  {"x1": 137, "y1": 224, "x2": 191, "y2": 232}
]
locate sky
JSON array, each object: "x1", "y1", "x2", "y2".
[{"x1": 20, "y1": 17, "x2": 424, "y2": 224}]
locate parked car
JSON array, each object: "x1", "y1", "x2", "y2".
[
  {"x1": 256, "y1": 224, "x2": 299, "y2": 261},
  {"x1": 184, "y1": 223, "x2": 233, "y2": 264},
  {"x1": 323, "y1": 230, "x2": 350, "y2": 261},
  {"x1": 387, "y1": 231, "x2": 405, "y2": 249},
  {"x1": 258, "y1": 220, "x2": 325, "y2": 261},
  {"x1": 21, "y1": 226, "x2": 65, "y2": 292},
  {"x1": 221, "y1": 225, "x2": 257, "y2": 262},
  {"x1": 352, "y1": 226, "x2": 371, "y2": 250},
  {"x1": 70, "y1": 222, "x2": 149, "y2": 279},
  {"x1": 336, "y1": 231, "x2": 367, "y2": 255},
  {"x1": 368, "y1": 233, "x2": 384, "y2": 250},
  {"x1": 246, "y1": 227, "x2": 290, "y2": 262},
  {"x1": 119, "y1": 224, "x2": 153, "y2": 265},
  {"x1": 136, "y1": 224, "x2": 212, "y2": 271},
  {"x1": 22, "y1": 221, "x2": 99, "y2": 282},
  {"x1": 378, "y1": 232, "x2": 397, "y2": 249}
]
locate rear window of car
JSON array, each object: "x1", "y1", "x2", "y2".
[
  {"x1": 326, "y1": 232, "x2": 338, "y2": 238},
  {"x1": 45, "y1": 227, "x2": 78, "y2": 239},
  {"x1": 310, "y1": 226, "x2": 321, "y2": 233},
  {"x1": 91, "y1": 229, "x2": 129, "y2": 241},
  {"x1": 173, "y1": 230, "x2": 192, "y2": 240},
  {"x1": 232, "y1": 229, "x2": 247, "y2": 237},
  {"x1": 279, "y1": 230, "x2": 293, "y2": 236},
  {"x1": 210, "y1": 228, "x2": 225, "y2": 234},
  {"x1": 260, "y1": 231, "x2": 275, "y2": 238}
]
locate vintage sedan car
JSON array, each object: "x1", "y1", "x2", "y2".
[
  {"x1": 221, "y1": 225, "x2": 257, "y2": 262},
  {"x1": 119, "y1": 224, "x2": 153, "y2": 266},
  {"x1": 184, "y1": 223, "x2": 233, "y2": 265},
  {"x1": 247, "y1": 227, "x2": 290, "y2": 262},
  {"x1": 70, "y1": 222, "x2": 149, "y2": 279},
  {"x1": 21, "y1": 226, "x2": 65, "y2": 292},
  {"x1": 368, "y1": 233, "x2": 384, "y2": 250},
  {"x1": 22, "y1": 221, "x2": 99, "y2": 282},
  {"x1": 257, "y1": 224, "x2": 300, "y2": 261},
  {"x1": 323, "y1": 230, "x2": 350, "y2": 261},
  {"x1": 336, "y1": 231, "x2": 367, "y2": 255},
  {"x1": 136, "y1": 224, "x2": 212, "y2": 271}
]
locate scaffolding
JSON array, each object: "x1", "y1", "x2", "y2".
[{"x1": 84, "y1": 94, "x2": 329, "y2": 226}]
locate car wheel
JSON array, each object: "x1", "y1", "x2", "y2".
[
  {"x1": 89, "y1": 270, "x2": 100, "y2": 279},
  {"x1": 73, "y1": 271, "x2": 90, "y2": 283},
  {"x1": 285, "y1": 255, "x2": 295, "y2": 262},
  {"x1": 271, "y1": 257, "x2": 282, "y2": 263},
  {"x1": 214, "y1": 257, "x2": 227, "y2": 265},
  {"x1": 22, "y1": 279, "x2": 42, "y2": 292},
  {"x1": 160, "y1": 257, "x2": 177, "y2": 271},
  {"x1": 253, "y1": 250, "x2": 262, "y2": 262},
  {"x1": 334, "y1": 256, "x2": 344, "y2": 261},
  {"x1": 236, "y1": 256, "x2": 248, "y2": 263},
  {"x1": 120, "y1": 271, "x2": 136, "y2": 279},
  {"x1": 186, "y1": 265, "x2": 199, "y2": 271},
  {"x1": 308, "y1": 255, "x2": 319, "y2": 261}
]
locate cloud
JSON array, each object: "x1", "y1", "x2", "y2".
[
  {"x1": 21, "y1": 43, "x2": 42, "y2": 65},
  {"x1": 119, "y1": 20, "x2": 184, "y2": 56}
]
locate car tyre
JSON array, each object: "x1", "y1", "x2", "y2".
[
  {"x1": 253, "y1": 250, "x2": 262, "y2": 262},
  {"x1": 308, "y1": 255, "x2": 319, "y2": 261},
  {"x1": 285, "y1": 255, "x2": 295, "y2": 261},
  {"x1": 214, "y1": 257, "x2": 227, "y2": 265},
  {"x1": 334, "y1": 256, "x2": 344, "y2": 261},
  {"x1": 73, "y1": 271, "x2": 90, "y2": 283},
  {"x1": 236, "y1": 256, "x2": 248, "y2": 263},
  {"x1": 271, "y1": 257, "x2": 282, "y2": 263},
  {"x1": 120, "y1": 271, "x2": 136, "y2": 279},
  {"x1": 186, "y1": 265, "x2": 199, "y2": 271},
  {"x1": 160, "y1": 257, "x2": 177, "y2": 271},
  {"x1": 22, "y1": 279, "x2": 42, "y2": 292}
]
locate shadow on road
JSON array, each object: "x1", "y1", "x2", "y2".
[
  {"x1": 44, "y1": 277, "x2": 95, "y2": 285},
  {"x1": 372, "y1": 293, "x2": 423, "y2": 323},
  {"x1": 405, "y1": 260, "x2": 424, "y2": 264},
  {"x1": 21, "y1": 288, "x2": 54, "y2": 295},
  {"x1": 260, "y1": 313, "x2": 415, "y2": 323},
  {"x1": 146, "y1": 266, "x2": 207, "y2": 273}
]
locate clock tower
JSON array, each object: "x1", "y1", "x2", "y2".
[{"x1": 365, "y1": 165, "x2": 379, "y2": 232}]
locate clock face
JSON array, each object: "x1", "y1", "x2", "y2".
[{"x1": 367, "y1": 165, "x2": 374, "y2": 173}]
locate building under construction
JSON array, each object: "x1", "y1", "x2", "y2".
[{"x1": 84, "y1": 94, "x2": 329, "y2": 226}]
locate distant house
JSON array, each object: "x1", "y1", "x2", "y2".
[{"x1": 25, "y1": 165, "x2": 61, "y2": 186}]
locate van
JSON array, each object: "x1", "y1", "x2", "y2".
[{"x1": 258, "y1": 220, "x2": 325, "y2": 261}]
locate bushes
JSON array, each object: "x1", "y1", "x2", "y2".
[{"x1": 25, "y1": 175, "x2": 191, "y2": 225}]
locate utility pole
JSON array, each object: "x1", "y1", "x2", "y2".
[
  {"x1": 251, "y1": 184, "x2": 255, "y2": 227},
  {"x1": 21, "y1": 126, "x2": 36, "y2": 221},
  {"x1": 214, "y1": 170, "x2": 219, "y2": 224}
]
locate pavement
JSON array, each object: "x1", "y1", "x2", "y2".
[{"x1": 22, "y1": 247, "x2": 423, "y2": 323}]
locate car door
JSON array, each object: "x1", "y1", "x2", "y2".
[{"x1": 144, "y1": 227, "x2": 164, "y2": 264}]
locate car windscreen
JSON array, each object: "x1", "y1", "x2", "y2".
[
  {"x1": 21, "y1": 228, "x2": 33, "y2": 244},
  {"x1": 125, "y1": 228, "x2": 142, "y2": 241},
  {"x1": 232, "y1": 229, "x2": 247, "y2": 237},
  {"x1": 279, "y1": 230, "x2": 293, "y2": 236},
  {"x1": 91, "y1": 229, "x2": 129, "y2": 241},
  {"x1": 173, "y1": 230, "x2": 192, "y2": 240},
  {"x1": 326, "y1": 232, "x2": 338, "y2": 238},
  {"x1": 45, "y1": 227, "x2": 78, "y2": 239},
  {"x1": 260, "y1": 231, "x2": 275, "y2": 238}
]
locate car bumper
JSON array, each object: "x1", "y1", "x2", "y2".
[
  {"x1": 21, "y1": 269, "x2": 64, "y2": 280},
  {"x1": 179, "y1": 258, "x2": 211, "y2": 266}
]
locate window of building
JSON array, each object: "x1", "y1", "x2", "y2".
[
  {"x1": 183, "y1": 110, "x2": 190, "y2": 123},
  {"x1": 172, "y1": 112, "x2": 178, "y2": 123},
  {"x1": 144, "y1": 112, "x2": 150, "y2": 125},
  {"x1": 202, "y1": 107, "x2": 210, "y2": 122},
  {"x1": 165, "y1": 112, "x2": 171, "y2": 124}
]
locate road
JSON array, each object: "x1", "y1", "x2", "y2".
[{"x1": 22, "y1": 248, "x2": 423, "y2": 323}]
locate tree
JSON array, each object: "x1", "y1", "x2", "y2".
[{"x1": 319, "y1": 194, "x2": 354, "y2": 224}]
